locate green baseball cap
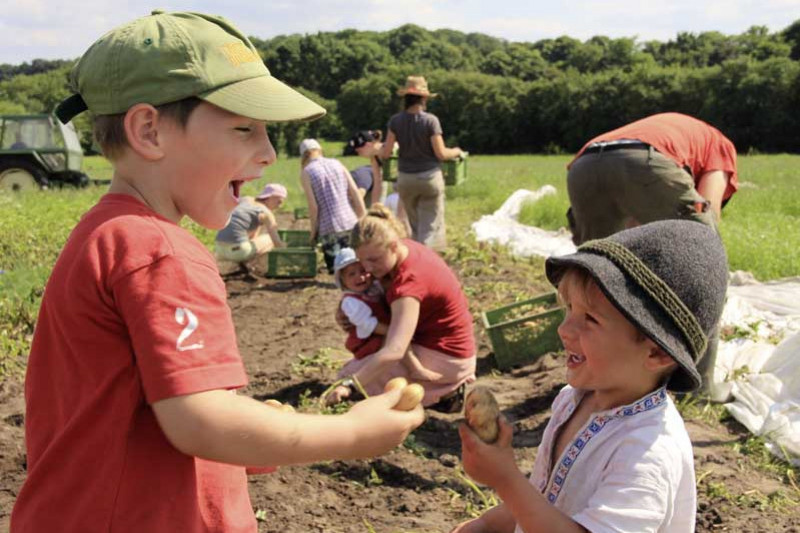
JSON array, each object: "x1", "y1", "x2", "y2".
[{"x1": 55, "y1": 10, "x2": 326, "y2": 124}]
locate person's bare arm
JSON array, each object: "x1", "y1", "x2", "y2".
[
  {"x1": 450, "y1": 503, "x2": 516, "y2": 532},
  {"x1": 696, "y1": 170, "x2": 729, "y2": 222},
  {"x1": 300, "y1": 170, "x2": 319, "y2": 241},
  {"x1": 370, "y1": 155, "x2": 383, "y2": 205},
  {"x1": 459, "y1": 422, "x2": 588, "y2": 533},
  {"x1": 259, "y1": 209, "x2": 285, "y2": 248},
  {"x1": 344, "y1": 166, "x2": 367, "y2": 218},
  {"x1": 400, "y1": 348, "x2": 443, "y2": 382},
  {"x1": 380, "y1": 130, "x2": 397, "y2": 161},
  {"x1": 152, "y1": 387, "x2": 424, "y2": 468},
  {"x1": 431, "y1": 134, "x2": 463, "y2": 161},
  {"x1": 350, "y1": 296, "x2": 419, "y2": 386}
]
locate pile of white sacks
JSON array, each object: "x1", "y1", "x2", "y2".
[{"x1": 472, "y1": 187, "x2": 800, "y2": 465}]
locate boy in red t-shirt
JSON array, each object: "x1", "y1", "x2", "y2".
[{"x1": 10, "y1": 11, "x2": 423, "y2": 533}]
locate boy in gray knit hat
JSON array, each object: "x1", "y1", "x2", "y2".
[{"x1": 454, "y1": 220, "x2": 727, "y2": 533}]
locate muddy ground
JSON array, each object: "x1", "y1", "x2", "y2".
[{"x1": 1, "y1": 213, "x2": 799, "y2": 532}]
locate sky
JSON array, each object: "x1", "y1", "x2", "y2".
[{"x1": 2, "y1": 0, "x2": 800, "y2": 64}]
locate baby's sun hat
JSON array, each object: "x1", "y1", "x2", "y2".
[{"x1": 333, "y1": 248, "x2": 360, "y2": 290}]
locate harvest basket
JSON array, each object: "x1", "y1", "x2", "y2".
[
  {"x1": 266, "y1": 248, "x2": 317, "y2": 278},
  {"x1": 442, "y1": 153, "x2": 468, "y2": 186},
  {"x1": 278, "y1": 229, "x2": 312, "y2": 248},
  {"x1": 381, "y1": 156, "x2": 397, "y2": 183},
  {"x1": 381, "y1": 153, "x2": 468, "y2": 186},
  {"x1": 481, "y1": 291, "x2": 565, "y2": 370}
]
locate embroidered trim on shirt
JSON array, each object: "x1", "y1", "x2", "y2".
[{"x1": 545, "y1": 387, "x2": 668, "y2": 504}]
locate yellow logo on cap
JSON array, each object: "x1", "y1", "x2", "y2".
[{"x1": 221, "y1": 42, "x2": 260, "y2": 67}]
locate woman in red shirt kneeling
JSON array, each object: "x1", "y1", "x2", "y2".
[{"x1": 330, "y1": 204, "x2": 476, "y2": 413}]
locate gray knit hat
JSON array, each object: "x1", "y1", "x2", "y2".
[{"x1": 545, "y1": 220, "x2": 728, "y2": 392}]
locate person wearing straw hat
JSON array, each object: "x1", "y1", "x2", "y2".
[
  {"x1": 379, "y1": 76, "x2": 464, "y2": 251},
  {"x1": 12, "y1": 10, "x2": 424, "y2": 532},
  {"x1": 214, "y1": 183, "x2": 289, "y2": 274}
]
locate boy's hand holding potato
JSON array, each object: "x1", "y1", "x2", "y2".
[
  {"x1": 342, "y1": 377, "x2": 425, "y2": 458},
  {"x1": 459, "y1": 387, "x2": 518, "y2": 489}
]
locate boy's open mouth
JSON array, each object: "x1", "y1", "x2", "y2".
[
  {"x1": 229, "y1": 180, "x2": 243, "y2": 200},
  {"x1": 567, "y1": 351, "x2": 586, "y2": 366}
]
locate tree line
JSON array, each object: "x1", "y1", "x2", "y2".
[{"x1": 2, "y1": 21, "x2": 799, "y2": 154}]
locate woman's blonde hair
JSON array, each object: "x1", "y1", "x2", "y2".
[
  {"x1": 351, "y1": 204, "x2": 408, "y2": 249},
  {"x1": 301, "y1": 148, "x2": 322, "y2": 168}
]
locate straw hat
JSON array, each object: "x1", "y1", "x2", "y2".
[{"x1": 396, "y1": 75, "x2": 437, "y2": 97}]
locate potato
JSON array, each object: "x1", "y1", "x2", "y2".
[
  {"x1": 264, "y1": 399, "x2": 295, "y2": 413},
  {"x1": 384, "y1": 376, "x2": 408, "y2": 393},
  {"x1": 383, "y1": 377, "x2": 424, "y2": 410},
  {"x1": 394, "y1": 383, "x2": 425, "y2": 411},
  {"x1": 464, "y1": 387, "x2": 500, "y2": 444}
]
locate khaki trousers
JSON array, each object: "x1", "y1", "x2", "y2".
[
  {"x1": 396, "y1": 168, "x2": 446, "y2": 251},
  {"x1": 567, "y1": 147, "x2": 716, "y2": 246}
]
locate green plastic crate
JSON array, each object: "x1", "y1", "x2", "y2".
[
  {"x1": 481, "y1": 292, "x2": 565, "y2": 370},
  {"x1": 294, "y1": 206, "x2": 309, "y2": 220},
  {"x1": 381, "y1": 153, "x2": 468, "y2": 186},
  {"x1": 381, "y1": 157, "x2": 398, "y2": 183},
  {"x1": 278, "y1": 229, "x2": 312, "y2": 248},
  {"x1": 443, "y1": 153, "x2": 468, "y2": 186},
  {"x1": 266, "y1": 248, "x2": 317, "y2": 278}
]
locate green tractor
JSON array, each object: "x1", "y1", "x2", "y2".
[{"x1": 0, "y1": 113, "x2": 90, "y2": 191}]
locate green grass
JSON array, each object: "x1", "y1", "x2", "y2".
[
  {"x1": 1, "y1": 152, "x2": 798, "y2": 378},
  {"x1": 462, "y1": 153, "x2": 800, "y2": 281},
  {"x1": 719, "y1": 155, "x2": 800, "y2": 280}
]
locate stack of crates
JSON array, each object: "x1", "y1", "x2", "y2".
[
  {"x1": 278, "y1": 229, "x2": 312, "y2": 248},
  {"x1": 481, "y1": 291, "x2": 565, "y2": 370},
  {"x1": 381, "y1": 152, "x2": 468, "y2": 186},
  {"x1": 266, "y1": 229, "x2": 317, "y2": 278},
  {"x1": 294, "y1": 206, "x2": 309, "y2": 220}
]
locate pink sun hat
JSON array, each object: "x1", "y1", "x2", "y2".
[{"x1": 256, "y1": 183, "x2": 288, "y2": 201}]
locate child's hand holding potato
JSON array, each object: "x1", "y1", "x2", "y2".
[{"x1": 459, "y1": 387, "x2": 519, "y2": 490}]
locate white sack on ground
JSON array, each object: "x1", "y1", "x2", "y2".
[
  {"x1": 472, "y1": 190, "x2": 800, "y2": 463},
  {"x1": 715, "y1": 273, "x2": 800, "y2": 464},
  {"x1": 470, "y1": 187, "x2": 577, "y2": 258}
]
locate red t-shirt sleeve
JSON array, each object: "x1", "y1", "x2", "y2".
[
  {"x1": 387, "y1": 269, "x2": 426, "y2": 303},
  {"x1": 699, "y1": 133, "x2": 738, "y2": 200},
  {"x1": 115, "y1": 255, "x2": 247, "y2": 404}
]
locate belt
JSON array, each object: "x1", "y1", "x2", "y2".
[{"x1": 583, "y1": 141, "x2": 650, "y2": 154}]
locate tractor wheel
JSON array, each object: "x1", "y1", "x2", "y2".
[
  {"x1": 0, "y1": 160, "x2": 45, "y2": 192},
  {"x1": 75, "y1": 172, "x2": 91, "y2": 188}
]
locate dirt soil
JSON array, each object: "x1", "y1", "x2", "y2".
[{"x1": 1, "y1": 213, "x2": 799, "y2": 532}]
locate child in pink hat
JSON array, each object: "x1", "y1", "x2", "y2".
[{"x1": 215, "y1": 182, "x2": 289, "y2": 273}]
